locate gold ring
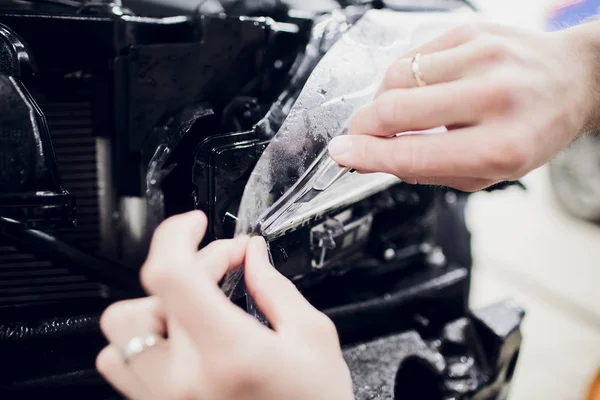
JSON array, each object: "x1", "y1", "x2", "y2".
[{"x1": 411, "y1": 53, "x2": 427, "y2": 87}]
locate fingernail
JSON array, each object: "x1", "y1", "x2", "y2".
[{"x1": 328, "y1": 136, "x2": 353, "y2": 158}]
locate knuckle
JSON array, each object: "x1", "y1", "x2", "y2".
[
  {"x1": 142, "y1": 211, "x2": 207, "y2": 292},
  {"x1": 207, "y1": 359, "x2": 231, "y2": 386},
  {"x1": 140, "y1": 259, "x2": 163, "y2": 291},
  {"x1": 483, "y1": 140, "x2": 529, "y2": 176},
  {"x1": 488, "y1": 81, "x2": 519, "y2": 113},
  {"x1": 310, "y1": 312, "x2": 339, "y2": 339},
  {"x1": 151, "y1": 217, "x2": 177, "y2": 243},
  {"x1": 232, "y1": 362, "x2": 265, "y2": 389},
  {"x1": 374, "y1": 93, "x2": 402, "y2": 132},
  {"x1": 152, "y1": 211, "x2": 207, "y2": 244},
  {"x1": 382, "y1": 59, "x2": 408, "y2": 89},
  {"x1": 99, "y1": 301, "x2": 126, "y2": 334},
  {"x1": 150, "y1": 219, "x2": 173, "y2": 243},
  {"x1": 188, "y1": 209, "x2": 208, "y2": 227},
  {"x1": 506, "y1": 144, "x2": 530, "y2": 174},
  {"x1": 472, "y1": 80, "x2": 518, "y2": 116},
  {"x1": 478, "y1": 37, "x2": 514, "y2": 64},
  {"x1": 95, "y1": 348, "x2": 117, "y2": 376},
  {"x1": 140, "y1": 257, "x2": 181, "y2": 293}
]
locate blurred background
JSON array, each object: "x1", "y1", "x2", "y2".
[{"x1": 468, "y1": 0, "x2": 600, "y2": 399}]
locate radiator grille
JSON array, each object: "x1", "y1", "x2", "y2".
[
  {"x1": 45, "y1": 101, "x2": 101, "y2": 251},
  {"x1": 0, "y1": 100, "x2": 106, "y2": 308},
  {"x1": 0, "y1": 245, "x2": 103, "y2": 305}
]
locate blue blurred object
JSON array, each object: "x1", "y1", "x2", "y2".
[{"x1": 547, "y1": 0, "x2": 600, "y2": 31}]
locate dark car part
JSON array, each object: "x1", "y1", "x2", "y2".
[
  {"x1": 346, "y1": 300, "x2": 524, "y2": 399},
  {"x1": 0, "y1": 1, "x2": 524, "y2": 399}
]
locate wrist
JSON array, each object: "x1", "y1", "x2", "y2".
[{"x1": 558, "y1": 20, "x2": 600, "y2": 133}]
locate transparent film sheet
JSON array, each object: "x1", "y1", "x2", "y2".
[{"x1": 222, "y1": 9, "x2": 478, "y2": 298}]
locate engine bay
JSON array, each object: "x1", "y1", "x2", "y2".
[{"x1": 0, "y1": 1, "x2": 524, "y2": 399}]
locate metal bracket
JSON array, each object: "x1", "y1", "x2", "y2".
[{"x1": 309, "y1": 210, "x2": 373, "y2": 269}]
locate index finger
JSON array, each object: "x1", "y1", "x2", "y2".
[
  {"x1": 140, "y1": 215, "x2": 272, "y2": 349},
  {"x1": 145, "y1": 210, "x2": 208, "y2": 270},
  {"x1": 329, "y1": 124, "x2": 518, "y2": 180}
]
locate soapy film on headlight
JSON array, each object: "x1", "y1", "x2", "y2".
[{"x1": 221, "y1": 9, "x2": 477, "y2": 299}]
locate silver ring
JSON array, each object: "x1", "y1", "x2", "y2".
[
  {"x1": 411, "y1": 53, "x2": 427, "y2": 87},
  {"x1": 123, "y1": 334, "x2": 161, "y2": 364}
]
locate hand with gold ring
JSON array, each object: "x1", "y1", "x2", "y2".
[
  {"x1": 96, "y1": 210, "x2": 354, "y2": 400},
  {"x1": 328, "y1": 20, "x2": 600, "y2": 192}
]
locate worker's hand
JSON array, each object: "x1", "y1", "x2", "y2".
[
  {"x1": 328, "y1": 22, "x2": 600, "y2": 191},
  {"x1": 96, "y1": 211, "x2": 353, "y2": 400}
]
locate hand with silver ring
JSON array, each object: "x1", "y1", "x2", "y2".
[
  {"x1": 123, "y1": 334, "x2": 161, "y2": 365},
  {"x1": 96, "y1": 210, "x2": 354, "y2": 400},
  {"x1": 328, "y1": 20, "x2": 600, "y2": 192}
]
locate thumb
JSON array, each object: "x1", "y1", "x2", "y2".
[{"x1": 244, "y1": 236, "x2": 317, "y2": 331}]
